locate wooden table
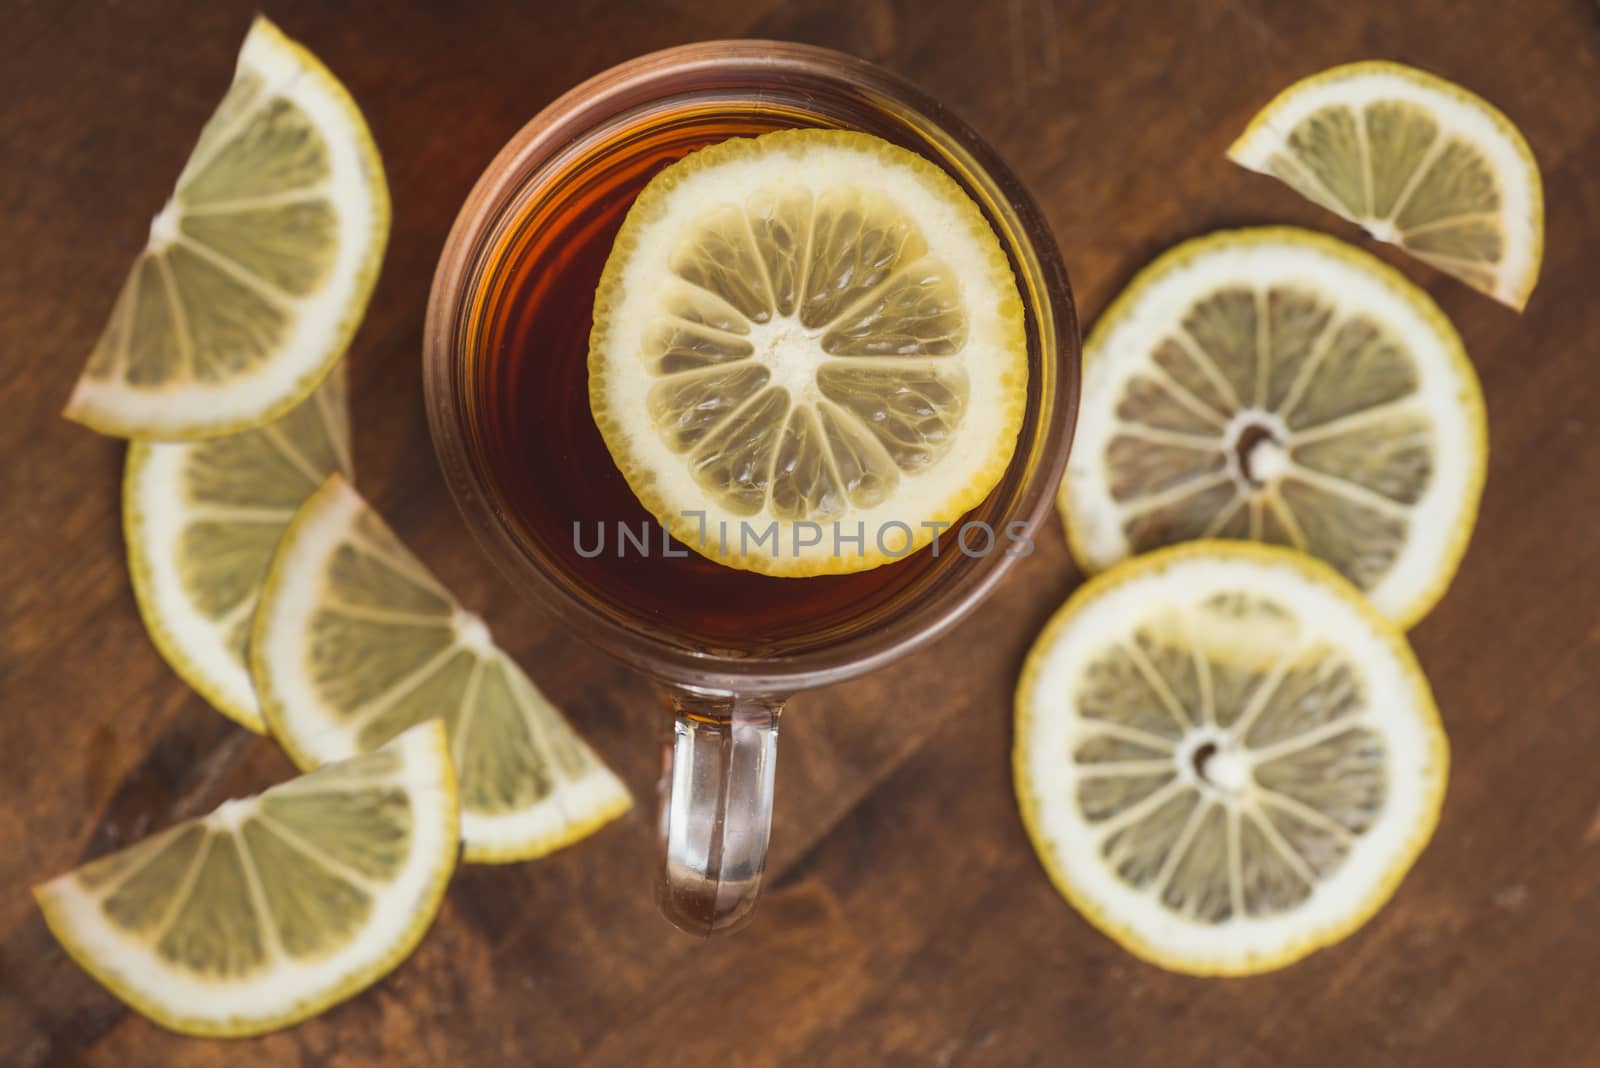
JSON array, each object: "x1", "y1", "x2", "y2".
[{"x1": 4, "y1": 2, "x2": 1598, "y2": 1064}]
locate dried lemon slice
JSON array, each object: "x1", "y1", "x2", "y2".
[
  {"x1": 1228, "y1": 61, "x2": 1542, "y2": 310},
  {"x1": 64, "y1": 16, "x2": 388, "y2": 439},
  {"x1": 253, "y1": 474, "x2": 631, "y2": 862},
  {"x1": 1059, "y1": 228, "x2": 1486, "y2": 627},
  {"x1": 126, "y1": 366, "x2": 352, "y2": 731},
  {"x1": 589, "y1": 129, "x2": 1027, "y2": 576},
  {"x1": 1015, "y1": 542, "x2": 1448, "y2": 976},
  {"x1": 34, "y1": 721, "x2": 457, "y2": 1036}
]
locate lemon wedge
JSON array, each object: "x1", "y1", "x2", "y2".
[
  {"x1": 1228, "y1": 61, "x2": 1542, "y2": 310},
  {"x1": 65, "y1": 16, "x2": 388, "y2": 438},
  {"x1": 126, "y1": 367, "x2": 352, "y2": 730},
  {"x1": 252, "y1": 475, "x2": 631, "y2": 862},
  {"x1": 35, "y1": 721, "x2": 457, "y2": 1036}
]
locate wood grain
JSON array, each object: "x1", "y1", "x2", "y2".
[{"x1": 3, "y1": 1, "x2": 1599, "y2": 1065}]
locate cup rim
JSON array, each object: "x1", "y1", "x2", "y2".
[{"x1": 423, "y1": 39, "x2": 1079, "y2": 694}]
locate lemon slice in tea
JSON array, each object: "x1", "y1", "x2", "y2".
[
  {"x1": 1059, "y1": 228, "x2": 1486, "y2": 627},
  {"x1": 1227, "y1": 61, "x2": 1542, "y2": 310},
  {"x1": 253, "y1": 474, "x2": 631, "y2": 862},
  {"x1": 126, "y1": 367, "x2": 352, "y2": 731},
  {"x1": 34, "y1": 720, "x2": 457, "y2": 1037},
  {"x1": 589, "y1": 129, "x2": 1027, "y2": 576},
  {"x1": 1015, "y1": 542, "x2": 1448, "y2": 976},
  {"x1": 65, "y1": 16, "x2": 389, "y2": 439}
]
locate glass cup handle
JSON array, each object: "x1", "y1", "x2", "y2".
[{"x1": 656, "y1": 692, "x2": 782, "y2": 936}]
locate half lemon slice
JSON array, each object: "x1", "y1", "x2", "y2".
[
  {"x1": 1059, "y1": 228, "x2": 1486, "y2": 627},
  {"x1": 1227, "y1": 61, "x2": 1542, "y2": 310},
  {"x1": 589, "y1": 129, "x2": 1027, "y2": 576},
  {"x1": 1015, "y1": 542, "x2": 1448, "y2": 976},
  {"x1": 126, "y1": 366, "x2": 352, "y2": 731},
  {"x1": 65, "y1": 16, "x2": 389, "y2": 439},
  {"x1": 253, "y1": 474, "x2": 631, "y2": 862},
  {"x1": 34, "y1": 720, "x2": 457, "y2": 1037}
]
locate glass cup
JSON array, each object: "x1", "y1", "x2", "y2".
[{"x1": 423, "y1": 40, "x2": 1079, "y2": 935}]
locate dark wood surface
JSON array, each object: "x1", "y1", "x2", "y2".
[{"x1": 4, "y1": 2, "x2": 1599, "y2": 1065}]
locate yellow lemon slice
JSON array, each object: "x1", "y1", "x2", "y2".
[
  {"x1": 34, "y1": 721, "x2": 457, "y2": 1037},
  {"x1": 1228, "y1": 61, "x2": 1542, "y2": 310},
  {"x1": 1015, "y1": 542, "x2": 1448, "y2": 976},
  {"x1": 1059, "y1": 228, "x2": 1486, "y2": 627},
  {"x1": 126, "y1": 367, "x2": 352, "y2": 731},
  {"x1": 589, "y1": 129, "x2": 1027, "y2": 576},
  {"x1": 252, "y1": 474, "x2": 631, "y2": 862},
  {"x1": 65, "y1": 16, "x2": 388, "y2": 439}
]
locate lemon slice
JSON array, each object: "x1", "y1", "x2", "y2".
[
  {"x1": 126, "y1": 367, "x2": 352, "y2": 731},
  {"x1": 65, "y1": 16, "x2": 388, "y2": 439},
  {"x1": 253, "y1": 474, "x2": 631, "y2": 862},
  {"x1": 1015, "y1": 542, "x2": 1447, "y2": 976},
  {"x1": 1059, "y1": 228, "x2": 1485, "y2": 627},
  {"x1": 589, "y1": 129, "x2": 1027, "y2": 576},
  {"x1": 1227, "y1": 61, "x2": 1542, "y2": 310},
  {"x1": 34, "y1": 720, "x2": 457, "y2": 1037}
]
